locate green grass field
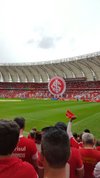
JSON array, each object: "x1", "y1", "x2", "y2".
[{"x1": 0, "y1": 98, "x2": 100, "y2": 138}]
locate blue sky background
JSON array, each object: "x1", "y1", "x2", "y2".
[{"x1": 0, "y1": 0, "x2": 100, "y2": 63}]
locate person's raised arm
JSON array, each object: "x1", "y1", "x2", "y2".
[{"x1": 67, "y1": 116, "x2": 76, "y2": 139}]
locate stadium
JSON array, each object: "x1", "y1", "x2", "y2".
[{"x1": 0, "y1": 51, "x2": 100, "y2": 139}]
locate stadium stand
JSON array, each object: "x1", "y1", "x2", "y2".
[
  {"x1": 0, "y1": 52, "x2": 100, "y2": 101},
  {"x1": 0, "y1": 80, "x2": 100, "y2": 101}
]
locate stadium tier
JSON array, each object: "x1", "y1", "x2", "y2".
[
  {"x1": 0, "y1": 80, "x2": 100, "y2": 101},
  {"x1": 0, "y1": 52, "x2": 100, "y2": 101}
]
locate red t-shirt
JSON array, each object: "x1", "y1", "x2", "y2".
[
  {"x1": 70, "y1": 137, "x2": 79, "y2": 148},
  {"x1": 13, "y1": 136, "x2": 38, "y2": 164},
  {"x1": 70, "y1": 137, "x2": 83, "y2": 149},
  {"x1": 96, "y1": 146, "x2": 100, "y2": 151},
  {"x1": 68, "y1": 147, "x2": 83, "y2": 178},
  {"x1": 0, "y1": 156, "x2": 38, "y2": 178},
  {"x1": 78, "y1": 141, "x2": 83, "y2": 148},
  {"x1": 79, "y1": 148, "x2": 100, "y2": 178}
]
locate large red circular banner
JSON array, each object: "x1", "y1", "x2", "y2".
[{"x1": 48, "y1": 76, "x2": 66, "y2": 96}]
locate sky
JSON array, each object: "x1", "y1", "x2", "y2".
[{"x1": 0, "y1": 0, "x2": 100, "y2": 63}]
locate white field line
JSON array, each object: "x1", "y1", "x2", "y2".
[{"x1": 0, "y1": 99, "x2": 22, "y2": 102}]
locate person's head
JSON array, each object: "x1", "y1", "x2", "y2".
[
  {"x1": 0, "y1": 120, "x2": 20, "y2": 156},
  {"x1": 73, "y1": 132, "x2": 78, "y2": 140},
  {"x1": 55, "y1": 122, "x2": 67, "y2": 132},
  {"x1": 29, "y1": 129, "x2": 36, "y2": 139},
  {"x1": 41, "y1": 126, "x2": 70, "y2": 169},
  {"x1": 82, "y1": 132, "x2": 95, "y2": 146},
  {"x1": 14, "y1": 117, "x2": 25, "y2": 130},
  {"x1": 83, "y1": 128, "x2": 90, "y2": 133},
  {"x1": 93, "y1": 161, "x2": 100, "y2": 178}
]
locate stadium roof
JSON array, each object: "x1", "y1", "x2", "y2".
[{"x1": 0, "y1": 52, "x2": 100, "y2": 82}]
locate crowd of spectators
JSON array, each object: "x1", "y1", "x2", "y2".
[
  {"x1": 0, "y1": 116, "x2": 100, "y2": 178},
  {"x1": 0, "y1": 81, "x2": 100, "y2": 100}
]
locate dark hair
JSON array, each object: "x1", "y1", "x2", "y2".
[
  {"x1": 41, "y1": 126, "x2": 70, "y2": 168},
  {"x1": 41, "y1": 126, "x2": 52, "y2": 133},
  {"x1": 14, "y1": 117, "x2": 25, "y2": 129},
  {"x1": 35, "y1": 131, "x2": 42, "y2": 144},
  {"x1": 55, "y1": 122, "x2": 67, "y2": 132},
  {"x1": 73, "y1": 132, "x2": 78, "y2": 139},
  {"x1": 84, "y1": 129, "x2": 90, "y2": 133},
  {"x1": 0, "y1": 120, "x2": 20, "y2": 155}
]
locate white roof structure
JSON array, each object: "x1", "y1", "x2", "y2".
[{"x1": 0, "y1": 52, "x2": 100, "y2": 82}]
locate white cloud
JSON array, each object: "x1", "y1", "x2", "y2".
[{"x1": 0, "y1": 0, "x2": 100, "y2": 63}]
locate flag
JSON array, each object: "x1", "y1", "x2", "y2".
[{"x1": 66, "y1": 110, "x2": 76, "y2": 119}]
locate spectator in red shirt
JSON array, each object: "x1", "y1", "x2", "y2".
[
  {"x1": 79, "y1": 133, "x2": 100, "y2": 178},
  {"x1": 28, "y1": 128, "x2": 37, "y2": 141},
  {"x1": 0, "y1": 120, "x2": 38, "y2": 178},
  {"x1": 41, "y1": 126, "x2": 70, "y2": 178},
  {"x1": 68, "y1": 147, "x2": 84, "y2": 178},
  {"x1": 13, "y1": 117, "x2": 38, "y2": 171}
]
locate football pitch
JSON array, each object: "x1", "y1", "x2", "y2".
[{"x1": 0, "y1": 98, "x2": 100, "y2": 138}]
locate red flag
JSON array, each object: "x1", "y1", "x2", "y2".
[{"x1": 66, "y1": 110, "x2": 76, "y2": 119}]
